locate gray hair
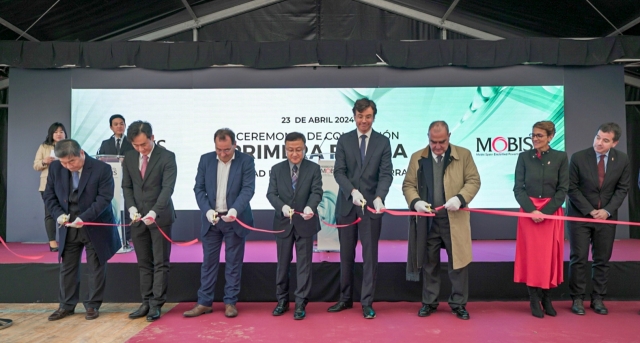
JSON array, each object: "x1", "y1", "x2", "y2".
[
  {"x1": 54, "y1": 139, "x2": 82, "y2": 158},
  {"x1": 428, "y1": 120, "x2": 449, "y2": 134}
]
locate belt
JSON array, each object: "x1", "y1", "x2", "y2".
[{"x1": 217, "y1": 211, "x2": 228, "y2": 216}]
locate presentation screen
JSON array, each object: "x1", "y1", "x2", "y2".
[{"x1": 71, "y1": 86, "x2": 564, "y2": 210}]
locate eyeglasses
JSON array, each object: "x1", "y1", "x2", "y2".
[
  {"x1": 529, "y1": 133, "x2": 546, "y2": 139},
  {"x1": 215, "y1": 148, "x2": 234, "y2": 154},
  {"x1": 286, "y1": 149, "x2": 305, "y2": 154}
]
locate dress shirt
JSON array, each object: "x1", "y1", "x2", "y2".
[
  {"x1": 138, "y1": 143, "x2": 155, "y2": 171},
  {"x1": 215, "y1": 153, "x2": 235, "y2": 212},
  {"x1": 595, "y1": 150, "x2": 609, "y2": 172},
  {"x1": 357, "y1": 128, "x2": 372, "y2": 155}
]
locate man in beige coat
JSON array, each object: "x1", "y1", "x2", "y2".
[{"x1": 402, "y1": 121, "x2": 480, "y2": 320}]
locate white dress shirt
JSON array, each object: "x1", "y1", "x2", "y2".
[{"x1": 215, "y1": 153, "x2": 235, "y2": 212}]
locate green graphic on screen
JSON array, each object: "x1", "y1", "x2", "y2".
[{"x1": 72, "y1": 86, "x2": 565, "y2": 210}]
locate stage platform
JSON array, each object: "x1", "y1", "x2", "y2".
[{"x1": 2, "y1": 240, "x2": 640, "y2": 303}]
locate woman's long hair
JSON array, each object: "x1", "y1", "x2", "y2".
[{"x1": 43, "y1": 122, "x2": 67, "y2": 145}]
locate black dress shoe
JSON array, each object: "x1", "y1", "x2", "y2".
[
  {"x1": 146, "y1": 307, "x2": 161, "y2": 322},
  {"x1": 590, "y1": 299, "x2": 608, "y2": 315},
  {"x1": 48, "y1": 308, "x2": 74, "y2": 321},
  {"x1": 418, "y1": 304, "x2": 437, "y2": 317},
  {"x1": 129, "y1": 304, "x2": 150, "y2": 319},
  {"x1": 272, "y1": 301, "x2": 289, "y2": 316},
  {"x1": 362, "y1": 305, "x2": 376, "y2": 319},
  {"x1": 294, "y1": 304, "x2": 306, "y2": 320},
  {"x1": 571, "y1": 299, "x2": 585, "y2": 315},
  {"x1": 85, "y1": 308, "x2": 99, "y2": 320},
  {"x1": 452, "y1": 306, "x2": 470, "y2": 320},
  {"x1": 327, "y1": 301, "x2": 353, "y2": 312}
]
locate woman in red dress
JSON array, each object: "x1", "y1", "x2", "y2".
[{"x1": 513, "y1": 121, "x2": 569, "y2": 318}]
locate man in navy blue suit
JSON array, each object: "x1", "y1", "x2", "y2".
[
  {"x1": 184, "y1": 128, "x2": 256, "y2": 318},
  {"x1": 43, "y1": 139, "x2": 120, "y2": 321},
  {"x1": 327, "y1": 98, "x2": 393, "y2": 319}
]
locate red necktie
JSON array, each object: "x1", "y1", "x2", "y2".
[
  {"x1": 141, "y1": 155, "x2": 148, "y2": 179},
  {"x1": 597, "y1": 155, "x2": 605, "y2": 187}
]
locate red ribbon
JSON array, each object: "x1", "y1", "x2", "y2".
[
  {"x1": 0, "y1": 236, "x2": 44, "y2": 260},
  {"x1": 430, "y1": 205, "x2": 640, "y2": 226},
  {"x1": 231, "y1": 217, "x2": 285, "y2": 233},
  {"x1": 293, "y1": 211, "x2": 362, "y2": 228},
  {"x1": 456, "y1": 208, "x2": 640, "y2": 226},
  {"x1": 75, "y1": 219, "x2": 199, "y2": 247},
  {"x1": 366, "y1": 206, "x2": 435, "y2": 217}
]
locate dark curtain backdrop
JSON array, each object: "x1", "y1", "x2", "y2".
[
  {"x1": 162, "y1": 0, "x2": 471, "y2": 42},
  {"x1": 0, "y1": 86, "x2": 6, "y2": 240},
  {"x1": 626, "y1": 85, "x2": 640, "y2": 239}
]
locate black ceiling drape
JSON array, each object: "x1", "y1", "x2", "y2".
[{"x1": 0, "y1": 36, "x2": 638, "y2": 70}]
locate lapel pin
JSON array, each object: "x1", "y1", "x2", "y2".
[{"x1": 547, "y1": 161, "x2": 550, "y2": 165}]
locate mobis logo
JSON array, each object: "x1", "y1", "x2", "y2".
[{"x1": 476, "y1": 136, "x2": 533, "y2": 153}]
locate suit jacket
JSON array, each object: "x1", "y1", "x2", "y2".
[
  {"x1": 194, "y1": 150, "x2": 256, "y2": 238},
  {"x1": 122, "y1": 144, "x2": 177, "y2": 228},
  {"x1": 43, "y1": 155, "x2": 120, "y2": 266},
  {"x1": 267, "y1": 159, "x2": 323, "y2": 238},
  {"x1": 568, "y1": 147, "x2": 630, "y2": 220},
  {"x1": 97, "y1": 135, "x2": 134, "y2": 156},
  {"x1": 334, "y1": 129, "x2": 393, "y2": 219}
]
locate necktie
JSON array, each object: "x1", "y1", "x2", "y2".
[
  {"x1": 437, "y1": 155, "x2": 443, "y2": 164},
  {"x1": 116, "y1": 138, "x2": 121, "y2": 155},
  {"x1": 292, "y1": 165, "x2": 298, "y2": 190},
  {"x1": 360, "y1": 135, "x2": 367, "y2": 163},
  {"x1": 141, "y1": 155, "x2": 148, "y2": 179},
  {"x1": 72, "y1": 171, "x2": 79, "y2": 190},
  {"x1": 598, "y1": 154, "x2": 605, "y2": 187}
]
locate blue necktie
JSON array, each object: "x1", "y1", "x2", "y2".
[
  {"x1": 360, "y1": 134, "x2": 367, "y2": 163},
  {"x1": 292, "y1": 165, "x2": 298, "y2": 190},
  {"x1": 72, "y1": 171, "x2": 79, "y2": 190}
]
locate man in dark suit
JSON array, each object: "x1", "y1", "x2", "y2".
[
  {"x1": 97, "y1": 114, "x2": 134, "y2": 156},
  {"x1": 122, "y1": 121, "x2": 177, "y2": 322},
  {"x1": 183, "y1": 128, "x2": 255, "y2": 319},
  {"x1": 267, "y1": 132, "x2": 323, "y2": 320},
  {"x1": 327, "y1": 98, "x2": 393, "y2": 319},
  {"x1": 568, "y1": 122, "x2": 630, "y2": 315},
  {"x1": 43, "y1": 139, "x2": 120, "y2": 321}
]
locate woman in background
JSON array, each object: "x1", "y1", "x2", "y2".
[
  {"x1": 33, "y1": 122, "x2": 67, "y2": 252},
  {"x1": 513, "y1": 120, "x2": 569, "y2": 318}
]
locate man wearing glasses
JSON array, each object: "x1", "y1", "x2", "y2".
[
  {"x1": 184, "y1": 128, "x2": 256, "y2": 319},
  {"x1": 267, "y1": 132, "x2": 323, "y2": 320}
]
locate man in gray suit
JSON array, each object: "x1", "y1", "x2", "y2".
[
  {"x1": 122, "y1": 121, "x2": 177, "y2": 322},
  {"x1": 327, "y1": 98, "x2": 393, "y2": 319},
  {"x1": 267, "y1": 132, "x2": 323, "y2": 320}
]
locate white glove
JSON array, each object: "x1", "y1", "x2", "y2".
[
  {"x1": 444, "y1": 197, "x2": 462, "y2": 211},
  {"x1": 57, "y1": 214, "x2": 69, "y2": 225},
  {"x1": 129, "y1": 207, "x2": 141, "y2": 222},
  {"x1": 351, "y1": 189, "x2": 365, "y2": 206},
  {"x1": 282, "y1": 204, "x2": 293, "y2": 218},
  {"x1": 142, "y1": 210, "x2": 156, "y2": 226},
  {"x1": 65, "y1": 217, "x2": 83, "y2": 228},
  {"x1": 221, "y1": 208, "x2": 237, "y2": 222},
  {"x1": 373, "y1": 198, "x2": 385, "y2": 214},
  {"x1": 414, "y1": 201, "x2": 431, "y2": 213},
  {"x1": 206, "y1": 209, "x2": 218, "y2": 225},
  {"x1": 301, "y1": 206, "x2": 314, "y2": 220}
]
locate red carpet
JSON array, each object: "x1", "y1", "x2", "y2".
[
  {"x1": 126, "y1": 301, "x2": 640, "y2": 343},
  {"x1": 3, "y1": 239, "x2": 640, "y2": 264}
]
